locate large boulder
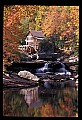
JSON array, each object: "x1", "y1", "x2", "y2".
[{"x1": 18, "y1": 70, "x2": 39, "y2": 81}]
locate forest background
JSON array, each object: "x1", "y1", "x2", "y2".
[{"x1": 3, "y1": 5, "x2": 79, "y2": 69}]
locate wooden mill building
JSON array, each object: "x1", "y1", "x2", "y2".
[{"x1": 25, "y1": 30, "x2": 44, "y2": 51}]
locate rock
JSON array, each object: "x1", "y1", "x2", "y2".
[
  {"x1": 68, "y1": 56, "x2": 78, "y2": 62},
  {"x1": 3, "y1": 73, "x2": 11, "y2": 80},
  {"x1": 74, "y1": 74, "x2": 78, "y2": 78},
  {"x1": 18, "y1": 70, "x2": 39, "y2": 81},
  {"x1": 75, "y1": 79, "x2": 78, "y2": 88},
  {"x1": 4, "y1": 73, "x2": 9, "y2": 77},
  {"x1": 70, "y1": 77, "x2": 74, "y2": 80},
  {"x1": 70, "y1": 66, "x2": 76, "y2": 71}
]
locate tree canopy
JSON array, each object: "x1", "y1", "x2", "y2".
[{"x1": 3, "y1": 5, "x2": 79, "y2": 68}]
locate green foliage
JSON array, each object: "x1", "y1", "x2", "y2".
[
  {"x1": 19, "y1": 39, "x2": 26, "y2": 45},
  {"x1": 42, "y1": 6, "x2": 79, "y2": 56},
  {"x1": 12, "y1": 51, "x2": 29, "y2": 62},
  {"x1": 3, "y1": 5, "x2": 79, "y2": 67},
  {"x1": 39, "y1": 37, "x2": 55, "y2": 53}
]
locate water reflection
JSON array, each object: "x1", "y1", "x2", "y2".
[
  {"x1": 20, "y1": 87, "x2": 39, "y2": 107},
  {"x1": 3, "y1": 86, "x2": 78, "y2": 117}
]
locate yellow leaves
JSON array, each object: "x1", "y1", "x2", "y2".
[
  {"x1": 42, "y1": 6, "x2": 71, "y2": 36},
  {"x1": 3, "y1": 5, "x2": 79, "y2": 65},
  {"x1": 30, "y1": 13, "x2": 34, "y2": 16},
  {"x1": 67, "y1": 22, "x2": 70, "y2": 27},
  {"x1": 75, "y1": 30, "x2": 79, "y2": 36},
  {"x1": 76, "y1": 113, "x2": 78, "y2": 117},
  {"x1": 77, "y1": 43, "x2": 79, "y2": 46},
  {"x1": 61, "y1": 25, "x2": 65, "y2": 30},
  {"x1": 60, "y1": 36, "x2": 62, "y2": 40}
]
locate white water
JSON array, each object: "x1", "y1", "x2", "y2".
[
  {"x1": 55, "y1": 71, "x2": 71, "y2": 76},
  {"x1": 36, "y1": 62, "x2": 71, "y2": 76},
  {"x1": 36, "y1": 63, "x2": 49, "y2": 73}
]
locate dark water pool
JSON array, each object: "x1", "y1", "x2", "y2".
[{"x1": 3, "y1": 85, "x2": 78, "y2": 117}]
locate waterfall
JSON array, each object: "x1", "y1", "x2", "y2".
[
  {"x1": 54, "y1": 62, "x2": 71, "y2": 75},
  {"x1": 36, "y1": 62, "x2": 49, "y2": 73},
  {"x1": 36, "y1": 62, "x2": 71, "y2": 76},
  {"x1": 60, "y1": 63, "x2": 65, "y2": 68}
]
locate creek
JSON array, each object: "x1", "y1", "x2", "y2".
[
  {"x1": 3, "y1": 60, "x2": 78, "y2": 117},
  {"x1": 3, "y1": 86, "x2": 78, "y2": 117}
]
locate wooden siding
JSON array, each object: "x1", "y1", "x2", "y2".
[{"x1": 26, "y1": 32, "x2": 43, "y2": 51}]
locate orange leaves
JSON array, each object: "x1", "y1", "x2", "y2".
[
  {"x1": 3, "y1": 5, "x2": 79, "y2": 66},
  {"x1": 3, "y1": 5, "x2": 37, "y2": 65},
  {"x1": 42, "y1": 6, "x2": 67, "y2": 37},
  {"x1": 59, "y1": 102, "x2": 66, "y2": 109},
  {"x1": 42, "y1": 6, "x2": 79, "y2": 50},
  {"x1": 41, "y1": 104, "x2": 54, "y2": 117},
  {"x1": 6, "y1": 11, "x2": 20, "y2": 27},
  {"x1": 59, "y1": 101, "x2": 71, "y2": 116},
  {"x1": 64, "y1": 96, "x2": 72, "y2": 103}
]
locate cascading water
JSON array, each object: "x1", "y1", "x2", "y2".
[
  {"x1": 35, "y1": 62, "x2": 71, "y2": 76},
  {"x1": 36, "y1": 63, "x2": 49, "y2": 73},
  {"x1": 55, "y1": 62, "x2": 71, "y2": 75},
  {"x1": 35, "y1": 61, "x2": 72, "y2": 88}
]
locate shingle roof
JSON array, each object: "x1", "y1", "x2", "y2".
[{"x1": 29, "y1": 30, "x2": 44, "y2": 38}]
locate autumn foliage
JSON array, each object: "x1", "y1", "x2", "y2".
[
  {"x1": 41, "y1": 104, "x2": 54, "y2": 117},
  {"x1": 3, "y1": 5, "x2": 79, "y2": 69}
]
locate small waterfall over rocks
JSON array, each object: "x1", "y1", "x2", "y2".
[
  {"x1": 36, "y1": 63, "x2": 50, "y2": 73},
  {"x1": 55, "y1": 62, "x2": 71, "y2": 76},
  {"x1": 35, "y1": 62, "x2": 71, "y2": 76}
]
